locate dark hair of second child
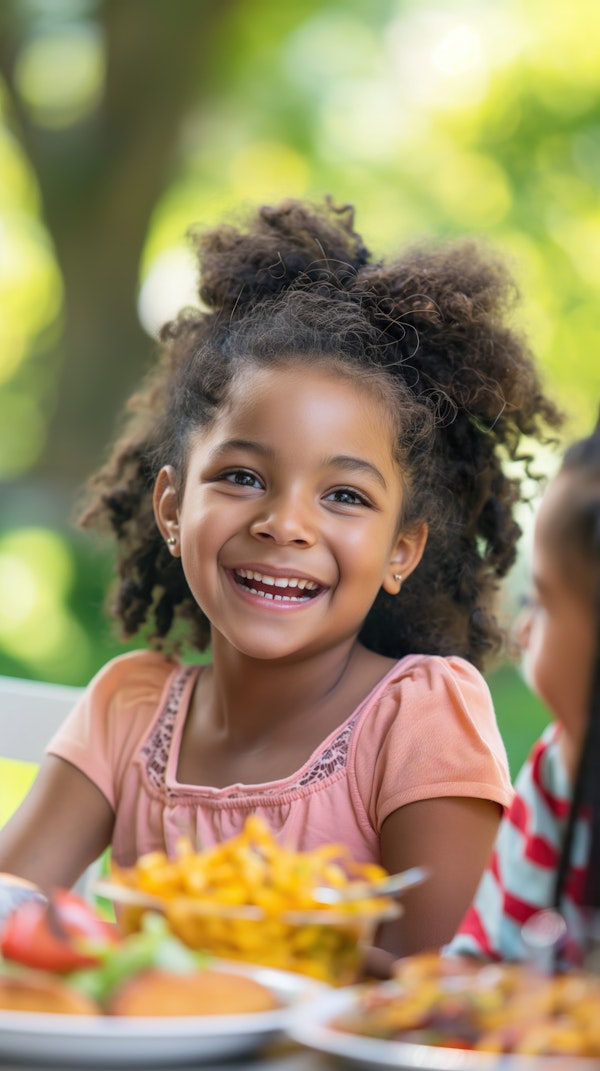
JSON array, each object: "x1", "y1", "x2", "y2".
[{"x1": 551, "y1": 425, "x2": 600, "y2": 911}]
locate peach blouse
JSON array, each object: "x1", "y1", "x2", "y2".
[{"x1": 47, "y1": 649, "x2": 513, "y2": 866}]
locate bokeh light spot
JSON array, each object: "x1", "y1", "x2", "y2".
[
  {"x1": 138, "y1": 247, "x2": 199, "y2": 338},
  {"x1": 14, "y1": 23, "x2": 105, "y2": 128},
  {"x1": 229, "y1": 141, "x2": 309, "y2": 201},
  {"x1": 0, "y1": 528, "x2": 91, "y2": 679}
]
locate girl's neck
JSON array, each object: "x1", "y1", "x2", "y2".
[
  {"x1": 200, "y1": 636, "x2": 395, "y2": 746},
  {"x1": 178, "y1": 637, "x2": 398, "y2": 788}
]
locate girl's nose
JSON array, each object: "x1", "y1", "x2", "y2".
[
  {"x1": 515, "y1": 605, "x2": 532, "y2": 650},
  {"x1": 248, "y1": 492, "x2": 316, "y2": 546}
]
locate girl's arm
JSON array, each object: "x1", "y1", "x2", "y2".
[
  {"x1": 0, "y1": 755, "x2": 114, "y2": 893},
  {"x1": 378, "y1": 795, "x2": 500, "y2": 958}
]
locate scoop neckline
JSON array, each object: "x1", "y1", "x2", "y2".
[{"x1": 166, "y1": 653, "x2": 425, "y2": 793}]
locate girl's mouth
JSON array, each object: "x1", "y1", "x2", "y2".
[{"x1": 233, "y1": 568, "x2": 322, "y2": 602}]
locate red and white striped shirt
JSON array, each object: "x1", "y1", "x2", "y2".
[{"x1": 447, "y1": 723, "x2": 591, "y2": 967}]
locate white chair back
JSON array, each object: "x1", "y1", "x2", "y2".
[
  {"x1": 0, "y1": 674, "x2": 82, "y2": 763},
  {"x1": 0, "y1": 674, "x2": 96, "y2": 896}
]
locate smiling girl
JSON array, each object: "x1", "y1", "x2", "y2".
[{"x1": 0, "y1": 198, "x2": 563, "y2": 958}]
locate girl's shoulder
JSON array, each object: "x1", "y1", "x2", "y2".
[
  {"x1": 514, "y1": 721, "x2": 569, "y2": 805},
  {"x1": 46, "y1": 651, "x2": 194, "y2": 781},
  {"x1": 351, "y1": 653, "x2": 513, "y2": 826},
  {"x1": 87, "y1": 648, "x2": 183, "y2": 697},
  {"x1": 45, "y1": 651, "x2": 195, "y2": 814},
  {"x1": 353, "y1": 651, "x2": 502, "y2": 769},
  {"x1": 76, "y1": 650, "x2": 192, "y2": 732},
  {"x1": 361, "y1": 652, "x2": 493, "y2": 715}
]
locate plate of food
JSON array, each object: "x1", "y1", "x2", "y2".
[
  {"x1": 0, "y1": 958, "x2": 324, "y2": 1066},
  {"x1": 0, "y1": 886, "x2": 325, "y2": 1066},
  {"x1": 289, "y1": 951, "x2": 600, "y2": 1071}
]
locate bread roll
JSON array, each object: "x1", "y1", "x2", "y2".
[
  {"x1": 0, "y1": 972, "x2": 99, "y2": 1015},
  {"x1": 109, "y1": 968, "x2": 279, "y2": 1016}
]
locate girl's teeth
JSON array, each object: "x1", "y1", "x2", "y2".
[
  {"x1": 235, "y1": 568, "x2": 319, "y2": 601},
  {"x1": 248, "y1": 588, "x2": 306, "y2": 602},
  {"x1": 237, "y1": 569, "x2": 317, "y2": 590}
]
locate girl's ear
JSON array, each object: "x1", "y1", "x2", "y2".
[
  {"x1": 382, "y1": 521, "x2": 428, "y2": 595},
  {"x1": 153, "y1": 465, "x2": 181, "y2": 557}
]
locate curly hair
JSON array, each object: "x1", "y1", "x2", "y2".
[{"x1": 79, "y1": 197, "x2": 564, "y2": 670}]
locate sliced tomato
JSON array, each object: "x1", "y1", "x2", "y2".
[{"x1": 1, "y1": 888, "x2": 117, "y2": 973}]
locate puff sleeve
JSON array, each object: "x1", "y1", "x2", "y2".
[
  {"x1": 349, "y1": 654, "x2": 513, "y2": 833},
  {"x1": 46, "y1": 650, "x2": 177, "y2": 810}
]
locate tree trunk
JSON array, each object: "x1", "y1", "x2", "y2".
[{"x1": 0, "y1": 0, "x2": 239, "y2": 491}]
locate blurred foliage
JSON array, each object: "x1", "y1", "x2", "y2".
[
  {"x1": 0, "y1": 0, "x2": 597, "y2": 773},
  {"x1": 0, "y1": 525, "x2": 132, "y2": 685}
]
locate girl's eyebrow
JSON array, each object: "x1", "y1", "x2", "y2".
[
  {"x1": 208, "y1": 438, "x2": 272, "y2": 460},
  {"x1": 326, "y1": 455, "x2": 388, "y2": 490},
  {"x1": 208, "y1": 441, "x2": 388, "y2": 489}
]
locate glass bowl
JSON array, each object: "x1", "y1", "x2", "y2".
[
  {"x1": 96, "y1": 885, "x2": 400, "y2": 987},
  {"x1": 94, "y1": 817, "x2": 405, "y2": 987}
]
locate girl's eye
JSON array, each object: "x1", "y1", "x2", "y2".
[
  {"x1": 219, "y1": 469, "x2": 262, "y2": 489},
  {"x1": 326, "y1": 488, "x2": 371, "y2": 507},
  {"x1": 517, "y1": 592, "x2": 540, "y2": 614}
]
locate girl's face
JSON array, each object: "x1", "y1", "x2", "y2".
[
  {"x1": 518, "y1": 472, "x2": 596, "y2": 744},
  {"x1": 154, "y1": 363, "x2": 427, "y2": 663}
]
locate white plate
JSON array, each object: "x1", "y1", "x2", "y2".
[
  {"x1": 289, "y1": 984, "x2": 600, "y2": 1071},
  {"x1": 0, "y1": 961, "x2": 325, "y2": 1066}
]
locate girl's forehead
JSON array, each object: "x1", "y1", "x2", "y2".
[
  {"x1": 535, "y1": 469, "x2": 600, "y2": 587},
  {"x1": 534, "y1": 477, "x2": 571, "y2": 561},
  {"x1": 195, "y1": 361, "x2": 399, "y2": 462},
  {"x1": 537, "y1": 474, "x2": 567, "y2": 525},
  {"x1": 538, "y1": 467, "x2": 594, "y2": 530},
  {"x1": 226, "y1": 360, "x2": 396, "y2": 422}
]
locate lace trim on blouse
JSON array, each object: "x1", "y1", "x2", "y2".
[
  {"x1": 141, "y1": 664, "x2": 197, "y2": 791},
  {"x1": 140, "y1": 664, "x2": 360, "y2": 796}
]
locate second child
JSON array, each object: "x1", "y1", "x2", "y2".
[{"x1": 449, "y1": 423, "x2": 600, "y2": 966}]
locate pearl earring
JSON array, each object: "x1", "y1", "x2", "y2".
[
  {"x1": 392, "y1": 572, "x2": 402, "y2": 592},
  {"x1": 167, "y1": 536, "x2": 177, "y2": 546}
]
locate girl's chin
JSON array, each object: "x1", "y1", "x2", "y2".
[{"x1": 214, "y1": 631, "x2": 307, "y2": 662}]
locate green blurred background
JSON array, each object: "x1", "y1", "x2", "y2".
[{"x1": 1, "y1": 0, "x2": 599, "y2": 780}]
